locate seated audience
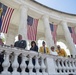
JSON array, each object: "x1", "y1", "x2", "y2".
[
  {"x1": 39, "y1": 41, "x2": 50, "y2": 54},
  {"x1": 56, "y1": 45, "x2": 67, "y2": 57},
  {"x1": 51, "y1": 46, "x2": 58, "y2": 55}
]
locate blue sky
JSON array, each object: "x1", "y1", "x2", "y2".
[{"x1": 35, "y1": 0, "x2": 76, "y2": 14}]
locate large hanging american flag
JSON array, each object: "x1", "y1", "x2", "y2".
[
  {"x1": 50, "y1": 23, "x2": 58, "y2": 44},
  {"x1": 0, "y1": 2, "x2": 14, "y2": 33},
  {"x1": 27, "y1": 16, "x2": 39, "y2": 41},
  {"x1": 68, "y1": 26, "x2": 76, "y2": 44}
]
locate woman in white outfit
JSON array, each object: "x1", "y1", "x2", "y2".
[{"x1": 51, "y1": 46, "x2": 58, "y2": 55}]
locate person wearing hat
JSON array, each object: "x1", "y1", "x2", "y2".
[
  {"x1": 51, "y1": 46, "x2": 58, "y2": 55},
  {"x1": 56, "y1": 45, "x2": 67, "y2": 57},
  {"x1": 39, "y1": 41, "x2": 50, "y2": 54}
]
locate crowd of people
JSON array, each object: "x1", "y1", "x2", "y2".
[
  {"x1": 13, "y1": 34, "x2": 67, "y2": 72},
  {"x1": 0, "y1": 34, "x2": 71, "y2": 73},
  {"x1": 13, "y1": 34, "x2": 67, "y2": 57},
  {"x1": 0, "y1": 34, "x2": 67, "y2": 57}
]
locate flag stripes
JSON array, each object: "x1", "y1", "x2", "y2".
[
  {"x1": 68, "y1": 27, "x2": 76, "y2": 44},
  {"x1": 50, "y1": 23, "x2": 58, "y2": 44},
  {"x1": 0, "y1": 2, "x2": 14, "y2": 33},
  {"x1": 27, "y1": 16, "x2": 38, "y2": 41},
  {"x1": 1, "y1": 7, "x2": 14, "y2": 33}
]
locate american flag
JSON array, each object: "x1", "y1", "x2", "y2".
[
  {"x1": 0, "y1": 2, "x2": 14, "y2": 33},
  {"x1": 27, "y1": 16, "x2": 39, "y2": 41},
  {"x1": 68, "y1": 26, "x2": 76, "y2": 44},
  {"x1": 50, "y1": 23, "x2": 58, "y2": 44}
]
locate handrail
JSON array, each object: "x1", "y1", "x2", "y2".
[{"x1": 0, "y1": 45, "x2": 76, "y2": 75}]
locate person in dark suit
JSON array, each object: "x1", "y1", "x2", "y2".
[
  {"x1": 14, "y1": 34, "x2": 27, "y2": 49},
  {"x1": 14, "y1": 34, "x2": 27, "y2": 72}
]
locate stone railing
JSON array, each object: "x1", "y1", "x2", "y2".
[
  {"x1": 53, "y1": 56, "x2": 76, "y2": 75},
  {"x1": 0, "y1": 45, "x2": 76, "y2": 75}
]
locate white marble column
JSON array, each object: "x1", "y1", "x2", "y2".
[
  {"x1": 18, "y1": 5, "x2": 28, "y2": 40},
  {"x1": 6, "y1": 24, "x2": 17, "y2": 45},
  {"x1": 42, "y1": 15, "x2": 54, "y2": 48},
  {"x1": 6, "y1": 33, "x2": 16, "y2": 45},
  {"x1": 61, "y1": 21, "x2": 76, "y2": 56}
]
